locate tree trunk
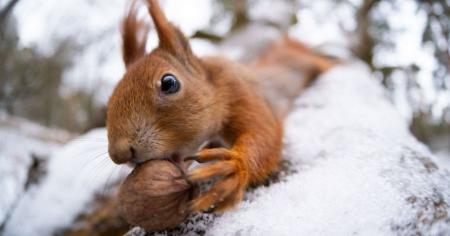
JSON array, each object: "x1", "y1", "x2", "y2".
[
  {"x1": 351, "y1": 0, "x2": 380, "y2": 69},
  {"x1": 0, "y1": 0, "x2": 20, "y2": 27}
]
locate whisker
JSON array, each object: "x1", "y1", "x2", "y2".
[
  {"x1": 82, "y1": 158, "x2": 113, "y2": 186},
  {"x1": 71, "y1": 146, "x2": 109, "y2": 159},
  {"x1": 79, "y1": 151, "x2": 110, "y2": 171},
  {"x1": 102, "y1": 167, "x2": 117, "y2": 195}
]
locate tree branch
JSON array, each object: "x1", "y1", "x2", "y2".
[{"x1": 0, "y1": 0, "x2": 20, "y2": 26}]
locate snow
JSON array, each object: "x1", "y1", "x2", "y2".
[
  {"x1": 249, "y1": 0, "x2": 295, "y2": 29},
  {"x1": 2, "y1": 129, "x2": 130, "y2": 236},
  {"x1": 0, "y1": 123, "x2": 59, "y2": 226},
  {"x1": 207, "y1": 62, "x2": 450, "y2": 235},
  {"x1": 434, "y1": 152, "x2": 450, "y2": 172}
]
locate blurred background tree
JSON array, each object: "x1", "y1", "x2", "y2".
[
  {"x1": 412, "y1": 0, "x2": 449, "y2": 150},
  {"x1": 0, "y1": 0, "x2": 104, "y2": 132},
  {"x1": 336, "y1": 0, "x2": 449, "y2": 151}
]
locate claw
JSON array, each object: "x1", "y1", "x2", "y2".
[{"x1": 190, "y1": 175, "x2": 239, "y2": 212}]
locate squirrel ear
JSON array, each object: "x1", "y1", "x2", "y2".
[
  {"x1": 146, "y1": 0, "x2": 193, "y2": 58},
  {"x1": 121, "y1": 0, "x2": 150, "y2": 68}
]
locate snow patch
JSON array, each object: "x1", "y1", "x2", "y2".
[
  {"x1": 3, "y1": 129, "x2": 130, "y2": 236},
  {"x1": 0, "y1": 126, "x2": 59, "y2": 226}
]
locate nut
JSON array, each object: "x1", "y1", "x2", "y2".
[{"x1": 118, "y1": 160, "x2": 192, "y2": 231}]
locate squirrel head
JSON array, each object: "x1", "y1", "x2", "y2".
[{"x1": 107, "y1": 0, "x2": 217, "y2": 164}]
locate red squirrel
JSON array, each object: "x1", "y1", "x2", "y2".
[{"x1": 107, "y1": 0, "x2": 335, "y2": 213}]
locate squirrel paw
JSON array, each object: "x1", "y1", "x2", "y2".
[{"x1": 186, "y1": 148, "x2": 248, "y2": 213}]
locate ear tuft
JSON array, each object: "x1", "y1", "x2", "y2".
[
  {"x1": 145, "y1": 0, "x2": 193, "y2": 57},
  {"x1": 121, "y1": 0, "x2": 150, "y2": 68}
]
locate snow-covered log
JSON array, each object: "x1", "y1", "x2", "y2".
[{"x1": 3, "y1": 62, "x2": 450, "y2": 236}]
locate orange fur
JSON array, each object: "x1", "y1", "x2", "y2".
[
  {"x1": 107, "y1": 0, "x2": 336, "y2": 213},
  {"x1": 121, "y1": 0, "x2": 150, "y2": 68}
]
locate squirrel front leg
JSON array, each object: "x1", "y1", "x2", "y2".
[{"x1": 188, "y1": 98, "x2": 283, "y2": 213}]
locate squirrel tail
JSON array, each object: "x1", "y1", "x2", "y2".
[
  {"x1": 250, "y1": 35, "x2": 338, "y2": 119},
  {"x1": 254, "y1": 35, "x2": 338, "y2": 86}
]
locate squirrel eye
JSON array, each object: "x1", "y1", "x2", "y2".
[{"x1": 160, "y1": 74, "x2": 180, "y2": 94}]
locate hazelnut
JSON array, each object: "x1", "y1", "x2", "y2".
[{"x1": 118, "y1": 160, "x2": 192, "y2": 231}]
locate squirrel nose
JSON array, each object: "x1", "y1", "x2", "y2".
[
  {"x1": 109, "y1": 139, "x2": 136, "y2": 164},
  {"x1": 110, "y1": 146, "x2": 135, "y2": 164}
]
